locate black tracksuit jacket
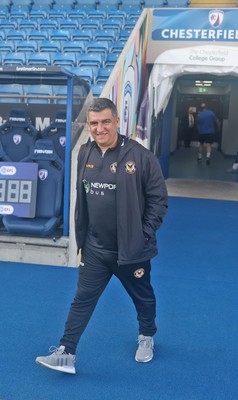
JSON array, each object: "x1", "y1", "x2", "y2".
[{"x1": 74, "y1": 135, "x2": 168, "y2": 265}]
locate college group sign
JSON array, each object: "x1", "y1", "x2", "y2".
[{"x1": 152, "y1": 8, "x2": 238, "y2": 42}]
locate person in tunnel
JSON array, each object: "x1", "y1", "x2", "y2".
[{"x1": 196, "y1": 103, "x2": 220, "y2": 165}]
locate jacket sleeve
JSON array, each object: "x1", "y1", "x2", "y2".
[{"x1": 142, "y1": 150, "x2": 168, "y2": 239}]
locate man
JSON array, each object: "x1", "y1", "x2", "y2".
[
  {"x1": 35, "y1": 98, "x2": 168, "y2": 374},
  {"x1": 197, "y1": 103, "x2": 220, "y2": 165}
]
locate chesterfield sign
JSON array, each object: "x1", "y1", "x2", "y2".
[{"x1": 152, "y1": 9, "x2": 238, "y2": 42}]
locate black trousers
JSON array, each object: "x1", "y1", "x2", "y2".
[{"x1": 60, "y1": 246, "x2": 157, "y2": 354}]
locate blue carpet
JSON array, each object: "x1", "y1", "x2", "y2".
[{"x1": 0, "y1": 197, "x2": 238, "y2": 400}]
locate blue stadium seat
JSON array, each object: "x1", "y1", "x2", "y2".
[
  {"x1": 0, "y1": 30, "x2": 6, "y2": 41},
  {"x1": 95, "y1": 66, "x2": 113, "y2": 83},
  {"x1": 94, "y1": 29, "x2": 117, "y2": 43},
  {"x1": 118, "y1": 29, "x2": 131, "y2": 41},
  {"x1": 18, "y1": 19, "x2": 38, "y2": 30},
  {"x1": 123, "y1": 18, "x2": 138, "y2": 30},
  {"x1": 48, "y1": 8, "x2": 68, "y2": 19},
  {"x1": 6, "y1": 29, "x2": 27, "y2": 41},
  {"x1": 91, "y1": 83, "x2": 105, "y2": 97},
  {"x1": 49, "y1": 29, "x2": 71, "y2": 41},
  {"x1": 52, "y1": 52, "x2": 77, "y2": 67},
  {"x1": 39, "y1": 18, "x2": 59, "y2": 30},
  {"x1": 70, "y1": 66, "x2": 97, "y2": 84},
  {"x1": 0, "y1": 40, "x2": 15, "y2": 52},
  {"x1": 104, "y1": 52, "x2": 120, "y2": 66},
  {"x1": 16, "y1": 40, "x2": 38, "y2": 53},
  {"x1": 0, "y1": 84, "x2": 24, "y2": 103},
  {"x1": 67, "y1": 10, "x2": 87, "y2": 19},
  {"x1": 2, "y1": 138, "x2": 65, "y2": 237},
  {"x1": 0, "y1": 19, "x2": 18, "y2": 30},
  {"x1": 9, "y1": 5, "x2": 29, "y2": 19},
  {"x1": 28, "y1": 29, "x2": 49, "y2": 41},
  {"x1": 71, "y1": 29, "x2": 93, "y2": 42},
  {"x1": 3, "y1": 52, "x2": 26, "y2": 66},
  {"x1": 24, "y1": 84, "x2": 53, "y2": 104},
  {"x1": 58, "y1": 18, "x2": 80, "y2": 30},
  {"x1": 62, "y1": 40, "x2": 86, "y2": 53},
  {"x1": 77, "y1": 53, "x2": 103, "y2": 68},
  {"x1": 27, "y1": 52, "x2": 51, "y2": 66},
  {"x1": 102, "y1": 18, "x2": 122, "y2": 32},
  {"x1": 87, "y1": 10, "x2": 107, "y2": 19},
  {"x1": 29, "y1": 9, "x2": 49, "y2": 19},
  {"x1": 79, "y1": 18, "x2": 102, "y2": 30},
  {"x1": 39, "y1": 40, "x2": 61, "y2": 53},
  {"x1": 0, "y1": 6, "x2": 9, "y2": 19},
  {"x1": 40, "y1": 109, "x2": 66, "y2": 161},
  {"x1": 0, "y1": 109, "x2": 38, "y2": 162},
  {"x1": 86, "y1": 40, "x2": 110, "y2": 56},
  {"x1": 52, "y1": 85, "x2": 84, "y2": 105},
  {"x1": 111, "y1": 41, "x2": 126, "y2": 53},
  {"x1": 107, "y1": 9, "x2": 126, "y2": 21}
]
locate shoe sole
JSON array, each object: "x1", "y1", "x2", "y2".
[
  {"x1": 135, "y1": 356, "x2": 154, "y2": 363},
  {"x1": 35, "y1": 359, "x2": 76, "y2": 374}
]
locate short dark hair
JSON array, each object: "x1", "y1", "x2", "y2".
[{"x1": 87, "y1": 98, "x2": 118, "y2": 119}]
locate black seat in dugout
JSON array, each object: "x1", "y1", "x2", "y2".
[
  {"x1": 40, "y1": 110, "x2": 66, "y2": 161},
  {"x1": 2, "y1": 138, "x2": 65, "y2": 236},
  {"x1": 0, "y1": 109, "x2": 38, "y2": 162}
]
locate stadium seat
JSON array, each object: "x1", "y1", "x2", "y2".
[
  {"x1": 0, "y1": 20, "x2": 18, "y2": 30},
  {"x1": 49, "y1": 29, "x2": 71, "y2": 41},
  {"x1": 18, "y1": 19, "x2": 38, "y2": 30},
  {"x1": 104, "y1": 52, "x2": 120, "y2": 66},
  {"x1": 107, "y1": 10, "x2": 126, "y2": 21},
  {"x1": 24, "y1": 84, "x2": 53, "y2": 104},
  {"x1": 52, "y1": 52, "x2": 77, "y2": 67},
  {"x1": 0, "y1": 109, "x2": 38, "y2": 162},
  {"x1": 0, "y1": 6, "x2": 9, "y2": 19},
  {"x1": 93, "y1": 29, "x2": 117, "y2": 43},
  {"x1": 0, "y1": 84, "x2": 24, "y2": 103},
  {"x1": 111, "y1": 41, "x2": 126, "y2": 53},
  {"x1": 91, "y1": 83, "x2": 105, "y2": 97},
  {"x1": 77, "y1": 53, "x2": 103, "y2": 68},
  {"x1": 3, "y1": 52, "x2": 26, "y2": 66},
  {"x1": 39, "y1": 40, "x2": 61, "y2": 53},
  {"x1": 67, "y1": 10, "x2": 87, "y2": 19},
  {"x1": 70, "y1": 66, "x2": 97, "y2": 83},
  {"x1": 87, "y1": 10, "x2": 107, "y2": 19},
  {"x1": 118, "y1": 29, "x2": 131, "y2": 41},
  {"x1": 28, "y1": 29, "x2": 49, "y2": 41},
  {"x1": 62, "y1": 40, "x2": 86, "y2": 53},
  {"x1": 52, "y1": 85, "x2": 84, "y2": 105},
  {"x1": 39, "y1": 18, "x2": 59, "y2": 30},
  {"x1": 86, "y1": 40, "x2": 110, "y2": 56},
  {"x1": 71, "y1": 29, "x2": 93, "y2": 42},
  {"x1": 40, "y1": 109, "x2": 66, "y2": 161},
  {"x1": 6, "y1": 29, "x2": 27, "y2": 41},
  {"x1": 15, "y1": 40, "x2": 38, "y2": 53},
  {"x1": 2, "y1": 138, "x2": 65, "y2": 237},
  {"x1": 9, "y1": 5, "x2": 29, "y2": 19},
  {"x1": 27, "y1": 52, "x2": 51, "y2": 66},
  {"x1": 102, "y1": 19, "x2": 122, "y2": 32},
  {"x1": 79, "y1": 18, "x2": 102, "y2": 30},
  {"x1": 29, "y1": 9, "x2": 49, "y2": 19},
  {"x1": 123, "y1": 19, "x2": 137, "y2": 30},
  {"x1": 0, "y1": 30, "x2": 6, "y2": 41},
  {"x1": 95, "y1": 66, "x2": 113, "y2": 83},
  {"x1": 58, "y1": 18, "x2": 80, "y2": 30},
  {"x1": 0, "y1": 40, "x2": 15, "y2": 53}
]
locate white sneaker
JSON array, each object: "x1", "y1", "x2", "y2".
[
  {"x1": 135, "y1": 335, "x2": 154, "y2": 363},
  {"x1": 35, "y1": 345, "x2": 76, "y2": 374}
]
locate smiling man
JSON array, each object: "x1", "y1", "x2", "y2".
[{"x1": 36, "y1": 98, "x2": 168, "y2": 374}]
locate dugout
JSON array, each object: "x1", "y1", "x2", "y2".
[{"x1": 0, "y1": 66, "x2": 90, "y2": 266}]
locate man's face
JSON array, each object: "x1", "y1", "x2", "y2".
[{"x1": 87, "y1": 108, "x2": 120, "y2": 151}]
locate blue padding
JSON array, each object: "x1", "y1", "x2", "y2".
[
  {"x1": 40, "y1": 110, "x2": 66, "y2": 161},
  {"x1": 0, "y1": 109, "x2": 38, "y2": 162},
  {"x1": 2, "y1": 139, "x2": 65, "y2": 236}
]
